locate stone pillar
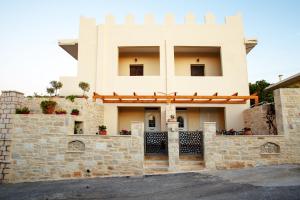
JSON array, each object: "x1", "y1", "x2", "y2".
[
  {"x1": 165, "y1": 104, "x2": 176, "y2": 121},
  {"x1": 203, "y1": 122, "x2": 217, "y2": 170},
  {"x1": 167, "y1": 121, "x2": 179, "y2": 171},
  {"x1": 131, "y1": 121, "x2": 144, "y2": 175},
  {"x1": 0, "y1": 91, "x2": 24, "y2": 183}
]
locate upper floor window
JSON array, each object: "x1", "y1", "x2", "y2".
[
  {"x1": 118, "y1": 46, "x2": 160, "y2": 76},
  {"x1": 191, "y1": 64, "x2": 205, "y2": 76},
  {"x1": 174, "y1": 46, "x2": 222, "y2": 76},
  {"x1": 130, "y1": 65, "x2": 144, "y2": 76}
]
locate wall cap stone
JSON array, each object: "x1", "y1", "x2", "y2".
[
  {"x1": 216, "y1": 135, "x2": 284, "y2": 138},
  {"x1": 1, "y1": 91, "x2": 24, "y2": 95},
  {"x1": 67, "y1": 134, "x2": 131, "y2": 137}
]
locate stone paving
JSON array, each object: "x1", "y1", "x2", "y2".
[{"x1": 0, "y1": 164, "x2": 299, "y2": 200}]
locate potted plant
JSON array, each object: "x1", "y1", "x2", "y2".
[
  {"x1": 16, "y1": 107, "x2": 30, "y2": 114},
  {"x1": 120, "y1": 129, "x2": 131, "y2": 135},
  {"x1": 79, "y1": 82, "x2": 90, "y2": 97},
  {"x1": 71, "y1": 109, "x2": 80, "y2": 116},
  {"x1": 98, "y1": 125, "x2": 107, "y2": 135},
  {"x1": 55, "y1": 108, "x2": 67, "y2": 114},
  {"x1": 40, "y1": 100, "x2": 57, "y2": 114}
]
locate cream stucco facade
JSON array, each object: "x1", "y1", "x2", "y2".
[{"x1": 58, "y1": 13, "x2": 257, "y2": 134}]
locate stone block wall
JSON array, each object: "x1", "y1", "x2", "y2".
[
  {"x1": 22, "y1": 97, "x2": 104, "y2": 135},
  {"x1": 9, "y1": 114, "x2": 144, "y2": 183},
  {"x1": 204, "y1": 122, "x2": 289, "y2": 170},
  {"x1": 243, "y1": 104, "x2": 277, "y2": 135},
  {"x1": 1, "y1": 88, "x2": 300, "y2": 183},
  {"x1": 0, "y1": 91, "x2": 24, "y2": 183},
  {"x1": 274, "y1": 88, "x2": 300, "y2": 163}
]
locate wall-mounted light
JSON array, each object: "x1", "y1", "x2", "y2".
[
  {"x1": 134, "y1": 58, "x2": 138, "y2": 62},
  {"x1": 196, "y1": 58, "x2": 200, "y2": 62}
]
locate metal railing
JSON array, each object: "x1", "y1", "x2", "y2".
[
  {"x1": 144, "y1": 131, "x2": 168, "y2": 155},
  {"x1": 179, "y1": 131, "x2": 203, "y2": 155}
]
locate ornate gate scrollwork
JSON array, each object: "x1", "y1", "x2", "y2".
[
  {"x1": 179, "y1": 131, "x2": 203, "y2": 155},
  {"x1": 144, "y1": 132, "x2": 168, "y2": 155}
]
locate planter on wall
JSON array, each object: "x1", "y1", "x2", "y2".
[{"x1": 99, "y1": 130, "x2": 107, "y2": 135}]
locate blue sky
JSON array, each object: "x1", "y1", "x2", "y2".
[{"x1": 0, "y1": 0, "x2": 299, "y2": 95}]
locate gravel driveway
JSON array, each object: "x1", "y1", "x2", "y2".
[{"x1": 0, "y1": 164, "x2": 300, "y2": 200}]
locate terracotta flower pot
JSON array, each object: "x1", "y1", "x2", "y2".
[
  {"x1": 46, "y1": 107, "x2": 55, "y2": 114},
  {"x1": 99, "y1": 130, "x2": 107, "y2": 135},
  {"x1": 71, "y1": 112, "x2": 79, "y2": 116},
  {"x1": 55, "y1": 112, "x2": 66, "y2": 115},
  {"x1": 245, "y1": 130, "x2": 252, "y2": 135}
]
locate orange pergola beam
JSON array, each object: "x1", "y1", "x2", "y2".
[{"x1": 93, "y1": 92, "x2": 259, "y2": 105}]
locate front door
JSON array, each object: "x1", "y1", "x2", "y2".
[
  {"x1": 177, "y1": 112, "x2": 188, "y2": 131},
  {"x1": 145, "y1": 111, "x2": 160, "y2": 132}
]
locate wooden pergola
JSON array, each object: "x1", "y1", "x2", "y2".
[{"x1": 93, "y1": 92, "x2": 259, "y2": 105}]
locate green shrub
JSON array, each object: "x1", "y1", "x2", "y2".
[
  {"x1": 71, "y1": 109, "x2": 80, "y2": 115},
  {"x1": 40, "y1": 100, "x2": 57, "y2": 114},
  {"x1": 98, "y1": 125, "x2": 107, "y2": 131},
  {"x1": 16, "y1": 107, "x2": 30, "y2": 114},
  {"x1": 66, "y1": 95, "x2": 76, "y2": 102},
  {"x1": 79, "y1": 82, "x2": 90, "y2": 96}
]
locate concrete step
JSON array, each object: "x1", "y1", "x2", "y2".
[
  {"x1": 144, "y1": 167, "x2": 169, "y2": 175},
  {"x1": 179, "y1": 160, "x2": 204, "y2": 166},
  {"x1": 179, "y1": 155, "x2": 203, "y2": 161},
  {"x1": 179, "y1": 165, "x2": 205, "y2": 171},
  {"x1": 144, "y1": 160, "x2": 169, "y2": 167},
  {"x1": 179, "y1": 157, "x2": 205, "y2": 171},
  {"x1": 145, "y1": 155, "x2": 168, "y2": 160}
]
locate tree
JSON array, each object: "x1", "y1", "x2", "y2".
[
  {"x1": 49, "y1": 81, "x2": 63, "y2": 96},
  {"x1": 46, "y1": 87, "x2": 55, "y2": 96},
  {"x1": 249, "y1": 80, "x2": 273, "y2": 105},
  {"x1": 79, "y1": 82, "x2": 90, "y2": 96}
]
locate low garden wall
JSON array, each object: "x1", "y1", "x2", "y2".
[
  {"x1": 204, "y1": 122, "x2": 288, "y2": 169},
  {"x1": 9, "y1": 114, "x2": 144, "y2": 183}
]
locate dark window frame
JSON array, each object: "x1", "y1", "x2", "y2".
[
  {"x1": 191, "y1": 64, "x2": 205, "y2": 76},
  {"x1": 130, "y1": 64, "x2": 144, "y2": 76}
]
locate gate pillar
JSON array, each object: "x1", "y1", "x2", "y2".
[{"x1": 167, "y1": 121, "x2": 179, "y2": 171}]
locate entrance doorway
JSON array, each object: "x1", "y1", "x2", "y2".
[
  {"x1": 145, "y1": 110, "x2": 160, "y2": 132},
  {"x1": 177, "y1": 111, "x2": 188, "y2": 131}
]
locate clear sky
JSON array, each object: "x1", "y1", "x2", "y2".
[{"x1": 0, "y1": 0, "x2": 299, "y2": 95}]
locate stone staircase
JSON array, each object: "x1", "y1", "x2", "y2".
[
  {"x1": 144, "y1": 155, "x2": 169, "y2": 174},
  {"x1": 144, "y1": 155, "x2": 205, "y2": 174},
  {"x1": 179, "y1": 155, "x2": 204, "y2": 171}
]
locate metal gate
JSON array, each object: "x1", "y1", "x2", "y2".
[
  {"x1": 179, "y1": 131, "x2": 203, "y2": 155},
  {"x1": 144, "y1": 131, "x2": 168, "y2": 155}
]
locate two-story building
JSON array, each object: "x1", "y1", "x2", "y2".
[{"x1": 58, "y1": 13, "x2": 257, "y2": 135}]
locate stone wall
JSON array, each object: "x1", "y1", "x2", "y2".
[
  {"x1": 9, "y1": 114, "x2": 144, "y2": 183},
  {"x1": 2, "y1": 88, "x2": 300, "y2": 183},
  {"x1": 243, "y1": 104, "x2": 277, "y2": 135},
  {"x1": 204, "y1": 122, "x2": 290, "y2": 170},
  {"x1": 274, "y1": 88, "x2": 300, "y2": 163},
  {"x1": 0, "y1": 91, "x2": 24, "y2": 183},
  {"x1": 22, "y1": 97, "x2": 104, "y2": 135}
]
